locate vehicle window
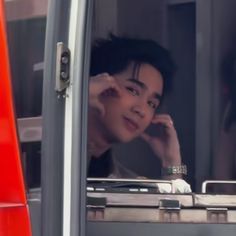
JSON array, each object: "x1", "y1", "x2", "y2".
[
  {"x1": 4, "y1": 0, "x2": 236, "y2": 209},
  {"x1": 88, "y1": 0, "x2": 236, "y2": 193},
  {"x1": 5, "y1": 0, "x2": 48, "y2": 188}
]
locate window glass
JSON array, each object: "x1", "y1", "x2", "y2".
[
  {"x1": 89, "y1": 0, "x2": 236, "y2": 194},
  {"x1": 5, "y1": 0, "x2": 48, "y2": 188}
]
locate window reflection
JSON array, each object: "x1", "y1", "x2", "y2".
[
  {"x1": 5, "y1": 1, "x2": 48, "y2": 188},
  {"x1": 212, "y1": 51, "x2": 236, "y2": 193}
]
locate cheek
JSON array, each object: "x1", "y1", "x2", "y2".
[
  {"x1": 101, "y1": 92, "x2": 131, "y2": 110},
  {"x1": 99, "y1": 99, "x2": 125, "y2": 123}
]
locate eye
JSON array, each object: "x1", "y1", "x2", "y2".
[
  {"x1": 126, "y1": 86, "x2": 140, "y2": 96},
  {"x1": 148, "y1": 100, "x2": 158, "y2": 109}
]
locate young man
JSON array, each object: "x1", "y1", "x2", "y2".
[{"x1": 87, "y1": 35, "x2": 186, "y2": 180}]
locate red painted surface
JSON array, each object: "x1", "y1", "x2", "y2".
[
  {"x1": 0, "y1": 205, "x2": 32, "y2": 235},
  {"x1": 0, "y1": 0, "x2": 32, "y2": 235}
]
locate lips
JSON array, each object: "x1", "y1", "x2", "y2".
[{"x1": 123, "y1": 116, "x2": 139, "y2": 132}]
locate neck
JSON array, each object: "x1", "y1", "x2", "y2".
[{"x1": 88, "y1": 112, "x2": 111, "y2": 157}]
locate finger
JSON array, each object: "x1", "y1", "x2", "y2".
[
  {"x1": 90, "y1": 73, "x2": 122, "y2": 96},
  {"x1": 154, "y1": 120, "x2": 173, "y2": 129},
  {"x1": 90, "y1": 73, "x2": 110, "y2": 80},
  {"x1": 152, "y1": 114, "x2": 174, "y2": 127},
  {"x1": 100, "y1": 86, "x2": 121, "y2": 98},
  {"x1": 154, "y1": 113, "x2": 171, "y2": 117},
  {"x1": 140, "y1": 132, "x2": 152, "y2": 143},
  {"x1": 153, "y1": 114, "x2": 173, "y2": 121},
  {"x1": 95, "y1": 101, "x2": 106, "y2": 116},
  {"x1": 104, "y1": 76, "x2": 122, "y2": 97}
]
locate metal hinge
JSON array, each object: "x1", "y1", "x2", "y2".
[
  {"x1": 55, "y1": 42, "x2": 71, "y2": 92},
  {"x1": 207, "y1": 207, "x2": 228, "y2": 223},
  {"x1": 87, "y1": 196, "x2": 106, "y2": 220},
  {"x1": 159, "y1": 199, "x2": 181, "y2": 222}
]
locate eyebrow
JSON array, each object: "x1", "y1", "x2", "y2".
[{"x1": 127, "y1": 78, "x2": 162, "y2": 101}]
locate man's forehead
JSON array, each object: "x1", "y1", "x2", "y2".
[{"x1": 127, "y1": 78, "x2": 146, "y2": 88}]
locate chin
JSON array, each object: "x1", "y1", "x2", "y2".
[
  {"x1": 118, "y1": 137, "x2": 133, "y2": 143},
  {"x1": 115, "y1": 132, "x2": 137, "y2": 143},
  {"x1": 107, "y1": 126, "x2": 139, "y2": 143}
]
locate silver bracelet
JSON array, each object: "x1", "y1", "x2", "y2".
[{"x1": 161, "y1": 164, "x2": 187, "y2": 176}]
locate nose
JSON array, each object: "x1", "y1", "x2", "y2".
[{"x1": 131, "y1": 104, "x2": 145, "y2": 118}]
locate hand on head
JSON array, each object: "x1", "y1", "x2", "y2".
[{"x1": 140, "y1": 114, "x2": 181, "y2": 167}]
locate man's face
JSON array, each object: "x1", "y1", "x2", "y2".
[{"x1": 98, "y1": 62, "x2": 164, "y2": 143}]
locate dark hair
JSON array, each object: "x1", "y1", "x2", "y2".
[
  {"x1": 221, "y1": 52, "x2": 236, "y2": 130},
  {"x1": 90, "y1": 34, "x2": 176, "y2": 95}
]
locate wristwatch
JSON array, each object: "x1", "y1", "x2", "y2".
[{"x1": 161, "y1": 164, "x2": 187, "y2": 176}]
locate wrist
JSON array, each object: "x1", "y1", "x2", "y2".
[
  {"x1": 161, "y1": 156, "x2": 181, "y2": 168},
  {"x1": 161, "y1": 164, "x2": 187, "y2": 176}
]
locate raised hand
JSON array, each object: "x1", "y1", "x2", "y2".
[
  {"x1": 140, "y1": 114, "x2": 181, "y2": 168},
  {"x1": 89, "y1": 73, "x2": 121, "y2": 116}
]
